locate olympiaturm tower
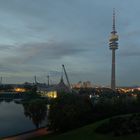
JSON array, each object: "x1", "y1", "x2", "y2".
[{"x1": 109, "y1": 9, "x2": 119, "y2": 90}]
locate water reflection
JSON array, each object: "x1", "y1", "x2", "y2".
[
  {"x1": 23, "y1": 99, "x2": 47, "y2": 129},
  {"x1": 0, "y1": 98, "x2": 48, "y2": 137}
]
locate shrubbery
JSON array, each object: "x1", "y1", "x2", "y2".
[
  {"x1": 95, "y1": 114, "x2": 140, "y2": 136},
  {"x1": 48, "y1": 91, "x2": 140, "y2": 133},
  {"x1": 48, "y1": 94, "x2": 93, "y2": 132}
]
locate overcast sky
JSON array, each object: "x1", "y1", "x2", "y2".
[{"x1": 0, "y1": 0, "x2": 139, "y2": 86}]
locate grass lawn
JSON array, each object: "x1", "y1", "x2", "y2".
[{"x1": 31, "y1": 116, "x2": 140, "y2": 140}]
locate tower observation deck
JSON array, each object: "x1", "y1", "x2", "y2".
[{"x1": 109, "y1": 9, "x2": 119, "y2": 90}]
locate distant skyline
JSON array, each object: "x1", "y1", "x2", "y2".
[{"x1": 0, "y1": 0, "x2": 140, "y2": 86}]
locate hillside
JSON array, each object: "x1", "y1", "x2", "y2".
[{"x1": 32, "y1": 116, "x2": 140, "y2": 140}]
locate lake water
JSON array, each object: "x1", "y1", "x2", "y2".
[{"x1": 0, "y1": 100, "x2": 47, "y2": 138}]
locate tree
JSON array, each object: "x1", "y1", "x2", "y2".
[{"x1": 48, "y1": 94, "x2": 93, "y2": 132}]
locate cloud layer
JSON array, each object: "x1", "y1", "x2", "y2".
[{"x1": 0, "y1": 0, "x2": 139, "y2": 86}]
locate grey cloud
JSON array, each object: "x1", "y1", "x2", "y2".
[
  {"x1": 0, "y1": 44, "x2": 14, "y2": 50},
  {"x1": 4, "y1": 41, "x2": 87, "y2": 64},
  {"x1": 118, "y1": 42, "x2": 140, "y2": 57},
  {"x1": 120, "y1": 51, "x2": 140, "y2": 57},
  {"x1": 128, "y1": 30, "x2": 140, "y2": 36},
  {"x1": 0, "y1": 41, "x2": 87, "y2": 75},
  {"x1": 0, "y1": 0, "x2": 140, "y2": 85},
  {"x1": 123, "y1": 30, "x2": 140, "y2": 38}
]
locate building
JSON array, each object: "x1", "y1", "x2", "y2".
[
  {"x1": 40, "y1": 76, "x2": 71, "y2": 98},
  {"x1": 72, "y1": 81, "x2": 93, "y2": 89}
]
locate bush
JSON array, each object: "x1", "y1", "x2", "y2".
[
  {"x1": 48, "y1": 94, "x2": 93, "y2": 132},
  {"x1": 95, "y1": 114, "x2": 140, "y2": 136}
]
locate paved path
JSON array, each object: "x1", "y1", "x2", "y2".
[{"x1": 3, "y1": 128, "x2": 51, "y2": 140}]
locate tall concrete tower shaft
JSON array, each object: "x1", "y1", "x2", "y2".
[
  {"x1": 109, "y1": 9, "x2": 119, "y2": 90},
  {"x1": 111, "y1": 49, "x2": 116, "y2": 90}
]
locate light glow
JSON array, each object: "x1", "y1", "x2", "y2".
[{"x1": 14, "y1": 88, "x2": 26, "y2": 92}]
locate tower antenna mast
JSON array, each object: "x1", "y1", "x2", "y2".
[{"x1": 109, "y1": 9, "x2": 119, "y2": 90}]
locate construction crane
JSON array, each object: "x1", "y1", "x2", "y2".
[{"x1": 62, "y1": 64, "x2": 71, "y2": 89}]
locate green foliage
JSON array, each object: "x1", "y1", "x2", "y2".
[
  {"x1": 48, "y1": 94, "x2": 93, "y2": 132},
  {"x1": 48, "y1": 92, "x2": 140, "y2": 132},
  {"x1": 95, "y1": 114, "x2": 140, "y2": 136},
  {"x1": 0, "y1": 84, "x2": 13, "y2": 92},
  {"x1": 91, "y1": 95, "x2": 140, "y2": 121},
  {"x1": 24, "y1": 84, "x2": 37, "y2": 94},
  {"x1": 31, "y1": 115, "x2": 140, "y2": 140}
]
